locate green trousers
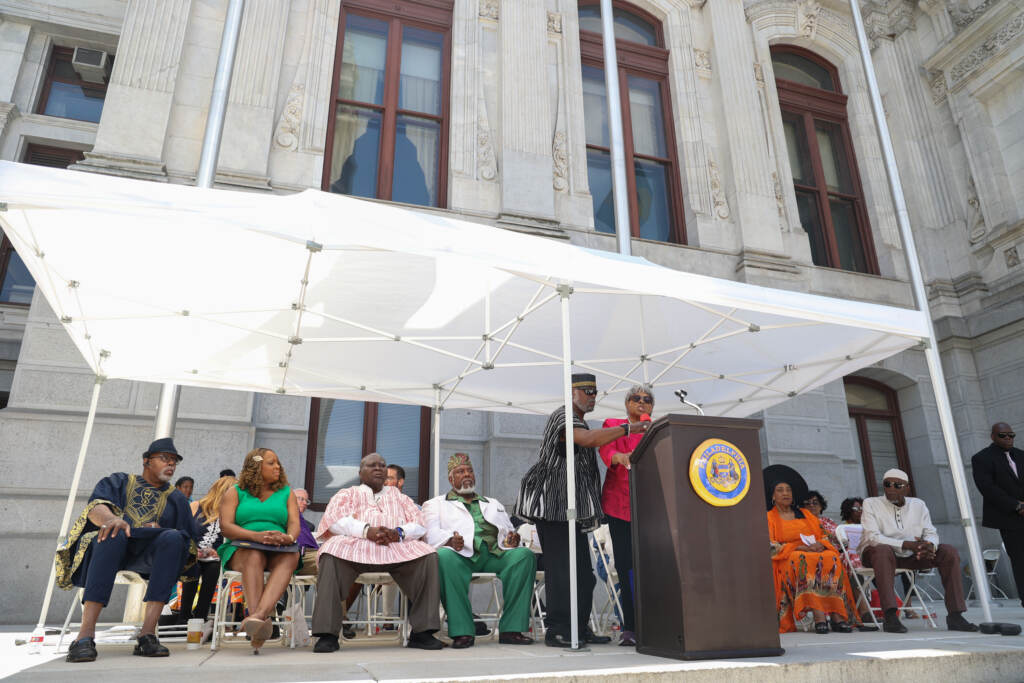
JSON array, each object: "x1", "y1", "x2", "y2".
[{"x1": 437, "y1": 545, "x2": 537, "y2": 637}]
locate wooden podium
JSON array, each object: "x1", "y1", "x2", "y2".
[{"x1": 629, "y1": 413, "x2": 783, "y2": 660}]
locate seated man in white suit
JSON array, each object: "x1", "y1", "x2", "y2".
[{"x1": 423, "y1": 453, "x2": 537, "y2": 648}]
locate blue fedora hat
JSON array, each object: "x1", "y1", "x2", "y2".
[{"x1": 143, "y1": 437, "x2": 183, "y2": 462}]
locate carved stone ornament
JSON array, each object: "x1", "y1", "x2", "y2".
[
  {"x1": 1006, "y1": 246, "x2": 1021, "y2": 269},
  {"x1": 772, "y1": 172, "x2": 785, "y2": 219},
  {"x1": 928, "y1": 70, "x2": 947, "y2": 104},
  {"x1": 477, "y1": 115, "x2": 498, "y2": 182},
  {"x1": 274, "y1": 83, "x2": 305, "y2": 150},
  {"x1": 694, "y1": 48, "x2": 712, "y2": 77},
  {"x1": 966, "y1": 175, "x2": 986, "y2": 244},
  {"x1": 547, "y1": 11, "x2": 562, "y2": 34},
  {"x1": 479, "y1": 0, "x2": 499, "y2": 20},
  {"x1": 552, "y1": 131, "x2": 568, "y2": 191},
  {"x1": 797, "y1": 0, "x2": 821, "y2": 38},
  {"x1": 754, "y1": 62, "x2": 765, "y2": 87},
  {"x1": 950, "y1": 0, "x2": 999, "y2": 31},
  {"x1": 709, "y1": 159, "x2": 730, "y2": 220},
  {"x1": 949, "y1": 13, "x2": 1024, "y2": 86}
]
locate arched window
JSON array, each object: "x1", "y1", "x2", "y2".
[
  {"x1": 772, "y1": 46, "x2": 876, "y2": 274},
  {"x1": 578, "y1": 1, "x2": 685, "y2": 244},
  {"x1": 844, "y1": 376, "x2": 913, "y2": 496},
  {"x1": 323, "y1": 0, "x2": 452, "y2": 208}
]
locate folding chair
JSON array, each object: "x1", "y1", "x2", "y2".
[
  {"x1": 57, "y1": 570, "x2": 188, "y2": 653},
  {"x1": 210, "y1": 569, "x2": 316, "y2": 650},
  {"x1": 835, "y1": 525, "x2": 937, "y2": 629},
  {"x1": 588, "y1": 526, "x2": 623, "y2": 636},
  {"x1": 469, "y1": 572, "x2": 503, "y2": 638},
  {"x1": 531, "y1": 570, "x2": 546, "y2": 636},
  {"x1": 966, "y1": 548, "x2": 1010, "y2": 600},
  {"x1": 349, "y1": 572, "x2": 409, "y2": 644}
]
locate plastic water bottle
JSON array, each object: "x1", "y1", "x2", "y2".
[{"x1": 27, "y1": 627, "x2": 45, "y2": 654}]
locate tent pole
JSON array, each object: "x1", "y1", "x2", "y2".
[
  {"x1": 153, "y1": 0, "x2": 245, "y2": 440},
  {"x1": 559, "y1": 284, "x2": 583, "y2": 650},
  {"x1": 599, "y1": 0, "x2": 631, "y2": 256},
  {"x1": 433, "y1": 387, "x2": 441, "y2": 498},
  {"x1": 34, "y1": 376, "x2": 105, "y2": 638},
  {"x1": 847, "y1": 0, "x2": 992, "y2": 622}
]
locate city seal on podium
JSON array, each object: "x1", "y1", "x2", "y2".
[{"x1": 689, "y1": 438, "x2": 750, "y2": 507}]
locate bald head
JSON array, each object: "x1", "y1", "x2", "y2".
[
  {"x1": 992, "y1": 422, "x2": 1015, "y2": 451},
  {"x1": 359, "y1": 452, "x2": 387, "y2": 492}
]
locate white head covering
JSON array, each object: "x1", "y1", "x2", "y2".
[{"x1": 882, "y1": 468, "x2": 909, "y2": 482}]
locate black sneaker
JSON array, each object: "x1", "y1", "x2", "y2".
[
  {"x1": 313, "y1": 634, "x2": 340, "y2": 653},
  {"x1": 946, "y1": 613, "x2": 979, "y2": 632},
  {"x1": 133, "y1": 633, "x2": 169, "y2": 657},
  {"x1": 65, "y1": 637, "x2": 97, "y2": 663}
]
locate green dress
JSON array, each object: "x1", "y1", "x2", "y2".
[{"x1": 218, "y1": 485, "x2": 291, "y2": 568}]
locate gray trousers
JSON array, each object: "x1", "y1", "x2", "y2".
[{"x1": 312, "y1": 552, "x2": 440, "y2": 636}]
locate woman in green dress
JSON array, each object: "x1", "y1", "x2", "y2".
[{"x1": 219, "y1": 447, "x2": 300, "y2": 651}]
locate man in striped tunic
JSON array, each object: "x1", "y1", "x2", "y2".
[
  {"x1": 311, "y1": 452, "x2": 443, "y2": 652},
  {"x1": 516, "y1": 373, "x2": 650, "y2": 647}
]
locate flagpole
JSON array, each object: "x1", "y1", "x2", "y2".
[{"x1": 599, "y1": 0, "x2": 631, "y2": 257}]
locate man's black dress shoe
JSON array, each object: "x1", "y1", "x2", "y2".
[
  {"x1": 313, "y1": 635, "x2": 340, "y2": 653},
  {"x1": 498, "y1": 632, "x2": 534, "y2": 645},
  {"x1": 66, "y1": 637, "x2": 97, "y2": 663},
  {"x1": 946, "y1": 613, "x2": 979, "y2": 632},
  {"x1": 451, "y1": 635, "x2": 475, "y2": 648},
  {"x1": 342, "y1": 623, "x2": 356, "y2": 639},
  {"x1": 882, "y1": 614, "x2": 908, "y2": 634},
  {"x1": 544, "y1": 632, "x2": 573, "y2": 648},
  {"x1": 133, "y1": 633, "x2": 169, "y2": 657},
  {"x1": 407, "y1": 631, "x2": 444, "y2": 650},
  {"x1": 582, "y1": 627, "x2": 611, "y2": 644}
]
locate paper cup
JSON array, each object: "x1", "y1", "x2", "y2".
[{"x1": 186, "y1": 618, "x2": 204, "y2": 648}]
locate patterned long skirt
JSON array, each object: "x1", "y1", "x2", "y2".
[{"x1": 773, "y1": 550, "x2": 858, "y2": 632}]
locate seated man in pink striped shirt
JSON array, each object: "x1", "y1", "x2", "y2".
[{"x1": 311, "y1": 452, "x2": 442, "y2": 652}]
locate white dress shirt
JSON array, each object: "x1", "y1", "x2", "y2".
[{"x1": 859, "y1": 495, "x2": 939, "y2": 558}]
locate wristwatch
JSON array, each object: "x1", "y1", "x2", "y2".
[{"x1": 396, "y1": 526, "x2": 405, "y2": 540}]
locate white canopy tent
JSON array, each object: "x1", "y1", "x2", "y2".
[{"x1": 1, "y1": 161, "x2": 931, "y2": 645}]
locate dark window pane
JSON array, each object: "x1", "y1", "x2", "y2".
[
  {"x1": 577, "y1": 6, "x2": 657, "y2": 46},
  {"x1": 339, "y1": 14, "x2": 388, "y2": 105},
  {"x1": 783, "y1": 112, "x2": 813, "y2": 185},
  {"x1": 771, "y1": 51, "x2": 835, "y2": 91},
  {"x1": 582, "y1": 65, "x2": 608, "y2": 147},
  {"x1": 313, "y1": 399, "x2": 366, "y2": 503},
  {"x1": 392, "y1": 115, "x2": 439, "y2": 207},
  {"x1": 375, "y1": 403, "x2": 422, "y2": 500},
  {"x1": 399, "y1": 27, "x2": 443, "y2": 115},
  {"x1": 795, "y1": 190, "x2": 829, "y2": 267},
  {"x1": 329, "y1": 105, "x2": 381, "y2": 198},
  {"x1": 586, "y1": 148, "x2": 615, "y2": 234},
  {"x1": 634, "y1": 159, "x2": 671, "y2": 242},
  {"x1": 865, "y1": 418, "x2": 901, "y2": 484},
  {"x1": 43, "y1": 81, "x2": 104, "y2": 122},
  {"x1": 830, "y1": 199, "x2": 867, "y2": 272},
  {"x1": 0, "y1": 248, "x2": 34, "y2": 304},
  {"x1": 628, "y1": 76, "x2": 666, "y2": 158},
  {"x1": 815, "y1": 120, "x2": 853, "y2": 193}
]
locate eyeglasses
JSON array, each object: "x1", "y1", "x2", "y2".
[
  {"x1": 997, "y1": 432, "x2": 1016, "y2": 439},
  {"x1": 883, "y1": 481, "x2": 908, "y2": 489},
  {"x1": 850, "y1": 506, "x2": 862, "y2": 511},
  {"x1": 628, "y1": 395, "x2": 653, "y2": 404},
  {"x1": 579, "y1": 388, "x2": 598, "y2": 397}
]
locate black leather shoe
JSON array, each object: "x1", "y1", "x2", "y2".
[
  {"x1": 313, "y1": 635, "x2": 340, "y2": 653},
  {"x1": 341, "y1": 623, "x2": 356, "y2": 639},
  {"x1": 829, "y1": 619, "x2": 853, "y2": 633},
  {"x1": 407, "y1": 631, "x2": 444, "y2": 650},
  {"x1": 544, "y1": 632, "x2": 573, "y2": 648},
  {"x1": 814, "y1": 621, "x2": 830, "y2": 634},
  {"x1": 583, "y1": 627, "x2": 611, "y2": 644},
  {"x1": 883, "y1": 613, "x2": 908, "y2": 634},
  {"x1": 133, "y1": 633, "x2": 169, "y2": 657},
  {"x1": 66, "y1": 637, "x2": 97, "y2": 663},
  {"x1": 451, "y1": 635, "x2": 475, "y2": 648},
  {"x1": 946, "y1": 613, "x2": 979, "y2": 632},
  {"x1": 498, "y1": 632, "x2": 534, "y2": 645}
]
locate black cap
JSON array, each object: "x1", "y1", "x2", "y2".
[
  {"x1": 143, "y1": 437, "x2": 183, "y2": 462},
  {"x1": 571, "y1": 373, "x2": 597, "y2": 388}
]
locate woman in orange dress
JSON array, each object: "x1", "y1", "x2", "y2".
[{"x1": 767, "y1": 481, "x2": 857, "y2": 634}]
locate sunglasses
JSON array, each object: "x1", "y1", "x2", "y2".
[
  {"x1": 997, "y1": 432, "x2": 1016, "y2": 439},
  {"x1": 578, "y1": 388, "x2": 598, "y2": 396},
  {"x1": 850, "y1": 505, "x2": 862, "y2": 511},
  {"x1": 149, "y1": 453, "x2": 179, "y2": 465},
  {"x1": 628, "y1": 395, "x2": 653, "y2": 404},
  {"x1": 883, "y1": 481, "x2": 908, "y2": 489}
]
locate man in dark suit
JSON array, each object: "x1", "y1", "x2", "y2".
[{"x1": 971, "y1": 422, "x2": 1024, "y2": 607}]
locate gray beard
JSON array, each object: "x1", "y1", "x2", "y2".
[{"x1": 455, "y1": 483, "x2": 475, "y2": 495}]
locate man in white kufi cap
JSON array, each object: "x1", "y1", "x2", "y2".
[{"x1": 859, "y1": 468, "x2": 977, "y2": 633}]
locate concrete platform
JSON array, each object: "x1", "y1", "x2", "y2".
[{"x1": 4, "y1": 605, "x2": 1024, "y2": 682}]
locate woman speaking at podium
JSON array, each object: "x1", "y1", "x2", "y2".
[
  {"x1": 766, "y1": 477, "x2": 858, "y2": 634},
  {"x1": 598, "y1": 383, "x2": 655, "y2": 647}
]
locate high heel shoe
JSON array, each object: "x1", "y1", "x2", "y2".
[{"x1": 242, "y1": 616, "x2": 273, "y2": 653}]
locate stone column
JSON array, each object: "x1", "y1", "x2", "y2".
[
  {"x1": 498, "y1": 0, "x2": 555, "y2": 222},
  {"x1": 75, "y1": 0, "x2": 192, "y2": 181},
  {"x1": 707, "y1": 0, "x2": 785, "y2": 264},
  {"x1": 0, "y1": 20, "x2": 31, "y2": 144}
]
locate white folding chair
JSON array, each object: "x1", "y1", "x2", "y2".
[
  {"x1": 350, "y1": 572, "x2": 409, "y2": 644},
  {"x1": 531, "y1": 570, "x2": 546, "y2": 636},
  {"x1": 210, "y1": 569, "x2": 315, "y2": 650},
  {"x1": 588, "y1": 526, "x2": 623, "y2": 636},
  {"x1": 966, "y1": 548, "x2": 1010, "y2": 600},
  {"x1": 835, "y1": 525, "x2": 936, "y2": 629},
  {"x1": 469, "y1": 572, "x2": 503, "y2": 638}
]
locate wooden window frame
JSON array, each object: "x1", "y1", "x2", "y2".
[
  {"x1": 845, "y1": 376, "x2": 913, "y2": 497},
  {"x1": 321, "y1": 0, "x2": 453, "y2": 207},
  {"x1": 772, "y1": 45, "x2": 878, "y2": 275},
  {"x1": 35, "y1": 46, "x2": 109, "y2": 122},
  {"x1": 304, "y1": 398, "x2": 433, "y2": 510},
  {"x1": 578, "y1": 0, "x2": 686, "y2": 244}
]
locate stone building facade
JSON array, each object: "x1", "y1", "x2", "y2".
[{"x1": 0, "y1": 0, "x2": 1021, "y2": 623}]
